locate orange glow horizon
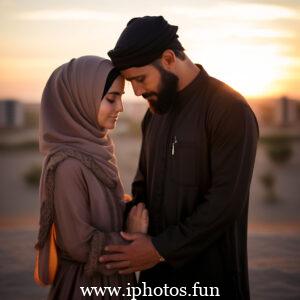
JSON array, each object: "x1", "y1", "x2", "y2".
[{"x1": 0, "y1": 1, "x2": 299, "y2": 103}]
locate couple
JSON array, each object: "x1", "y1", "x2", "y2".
[{"x1": 35, "y1": 16, "x2": 259, "y2": 299}]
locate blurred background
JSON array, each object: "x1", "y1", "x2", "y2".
[{"x1": 0, "y1": 0, "x2": 299, "y2": 299}]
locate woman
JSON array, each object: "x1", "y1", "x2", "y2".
[{"x1": 35, "y1": 56, "x2": 148, "y2": 299}]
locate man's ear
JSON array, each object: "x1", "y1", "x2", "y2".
[{"x1": 160, "y1": 49, "x2": 176, "y2": 70}]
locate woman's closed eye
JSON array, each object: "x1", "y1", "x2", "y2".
[{"x1": 106, "y1": 97, "x2": 115, "y2": 104}]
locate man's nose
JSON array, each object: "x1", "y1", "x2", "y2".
[{"x1": 132, "y1": 82, "x2": 145, "y2": 97}]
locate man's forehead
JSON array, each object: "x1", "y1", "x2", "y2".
[{"x1": 121, "y1": 65, "x2": 154, "y2": 80}]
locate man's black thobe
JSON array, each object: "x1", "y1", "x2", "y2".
[{"x1": 128, "y1": 65, "x2": 259, "y2": 299}]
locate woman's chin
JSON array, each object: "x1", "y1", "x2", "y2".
[
  {"x1": 99, "y1": 119, "x2": 117, "y2": 130},
  {"x1": 107, "y1": 121, "x2": 117, "y2": 130}
]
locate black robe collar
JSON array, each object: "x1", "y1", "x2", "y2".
[{"x1": 174, "y1": 64, "x2": 209, "y2": 111}]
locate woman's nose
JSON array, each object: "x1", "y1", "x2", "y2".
[{"x1": 116, "y1": 99, "x2": 124, "y2": 113}]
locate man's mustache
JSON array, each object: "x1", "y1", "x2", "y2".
[{"x1": 142, "y1": 92, "x2": 157, "y2": 100}]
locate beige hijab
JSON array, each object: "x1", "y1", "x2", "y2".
[{"x1": 36, "y1": 56, "x2": 124, "y2": 250}]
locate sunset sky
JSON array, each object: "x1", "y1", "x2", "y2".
[{"x1": 0, "y1": 0, "x2": 299, "y2": 102}]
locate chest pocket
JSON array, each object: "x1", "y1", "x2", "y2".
[{"x1": 170, "y1": 142, "x2": 199, "y2": 187}]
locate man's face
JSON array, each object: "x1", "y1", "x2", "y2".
[{"x1": 121, "y1": 63, "x2": 179, "y2": 114}]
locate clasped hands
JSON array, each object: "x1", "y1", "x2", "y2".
[{"x1": 99, "y1": 203, "x2": 162, "y2": 274}]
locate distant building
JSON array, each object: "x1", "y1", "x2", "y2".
[
  {"x1": 0, "y1": 99, "x2": 24, "y2": 128},
  {"x1": 274, "y1": 97, "x2": 298, "y2": 127}
]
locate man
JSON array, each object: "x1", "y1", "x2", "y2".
[{"x1": 99, "y1": 16, "x2": 259, "y2": 299}]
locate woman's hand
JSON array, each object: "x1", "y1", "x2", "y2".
[{"x1": 126, "y1": 203, "x2": 149, "y2": 234}]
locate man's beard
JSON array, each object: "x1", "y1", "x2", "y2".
[{"x1": 142, "y1": 66, "x2": 179, "y2": 115}]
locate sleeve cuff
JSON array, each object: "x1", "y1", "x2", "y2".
[
  {"x1": 85, "y1": 231, "x2": 129, "y2": 277},
  {"x1": 151, "y1": 236, "x2": 167, "y2": 263}
]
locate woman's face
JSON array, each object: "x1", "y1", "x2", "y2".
[{"x1": 97, "y1": 75, "x2": 125, "y2": 130}]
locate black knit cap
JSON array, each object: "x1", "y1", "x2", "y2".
[{"x1": 108, "y1": 16, "x2": 184, "y2": 70}]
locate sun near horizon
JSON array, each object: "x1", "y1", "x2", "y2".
[{"x1": 0, "y1": 0, "x2": 299, "y2": 103}]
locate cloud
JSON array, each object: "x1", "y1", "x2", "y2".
[
  {"x1": 168, "y1": 2, "x2": 299, "y2": 21},
  {"x1": 184, "y1": 26, "x2": 295, "y2": 43},
  {"x1": 14, "y1": 9, "x2": 122, "y2": 22}
]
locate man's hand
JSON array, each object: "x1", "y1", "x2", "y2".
[{"x1": 99, "y1": 232, "x2": 161, "y2": 274}]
